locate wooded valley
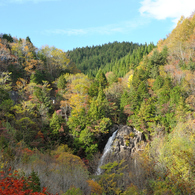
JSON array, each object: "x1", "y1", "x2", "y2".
[{"x1": 1, "y1": 13, "x2": 195, "y2": 194}]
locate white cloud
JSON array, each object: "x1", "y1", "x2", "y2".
[
  {"x1": 44, "y1": 26, "x2": 123, "y2": 36},
  {"x1": 46, "y1": 29, "x2": 87, "y2": 36},
  {"x1": 43, "y1": 19, "x2": 149, "y2": 36},
  {"x1": 139, "y1": 0, "x2": 195, "y2": 24}
]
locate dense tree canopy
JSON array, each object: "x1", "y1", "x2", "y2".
[
  {"x1": 1, "y1": 13, "x2": 195, "y2": 194},
  {"x1": 67, "y1": 41, "x2": 150, "y2": 77}
]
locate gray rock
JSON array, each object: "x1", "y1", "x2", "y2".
[
  {"x1": 9, "y1": 91, "x2": 19, "y2": 104},
  {"x1": 111, "y1": 125, "x2": 145, "y2": 157}
]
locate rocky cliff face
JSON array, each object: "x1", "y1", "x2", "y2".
[
  {"x1": 101, "y1": 124, "x2": 145, "y2": 165},
  {"x1": 96, "y1": 125, "x2": 146, "y2": 187},
  {"x1": 112, "y1": 125, "x2": 144, "y2": 154},
  {"x1": 110, "y1": 125, "x2": 145, "y2": 159}
]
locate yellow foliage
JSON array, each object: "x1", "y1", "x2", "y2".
[
  {"x1": 122, "y1": 184, "x2": 139, "y2": 195},
  {"x1": 184, "y1": 70, "x2": 194, "y2": 82},
  {"x1": 0, "y1": 158, "x2": 8, "y2": 172},
  {"x1": 16, "y1": 78, "x2": 27, "y2": 90},
  {"x1": 146, "y1": 119, "x2": 195, "y2": 192},
  {"x1": 159, "y1": 65, "x2": 167, "y2": 77},
  {"x1": 69, "y1": 93, "x2": 88, "y2": 110},
  {"x1": 56, "y1": 151, "x2": 85, "y2": 168},
  {"x1": 50, "y1": 47, "x2": 70, "y2": 70},
  {"x1": 87, "y1": 179, "x2": 102, "y2": 195},
  {"x1": 24, "y1": 59, "x2": 39, "y2": 74},
  {"x1": 127, "y1": 74, "x2": 133, "y2": 88},
  {"x1": 136, "y1": 63, "x2": 144, "y2": 70},
  {"x1": 54, "y1": 144, "x2": 73, "y2": 154},
  {"x1": 61, "y1": 73, "x2": 90, "y2": 114},
  {"x1": 157, "y1": 39, "x2": 165, "y2": 52},
  {"x1": 159, "y1": 15, "x2": 195, "y2": 62}
]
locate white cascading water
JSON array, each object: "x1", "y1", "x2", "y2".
[{"x1": 96, "y1": 130, "x2": 118, "y2": 175}]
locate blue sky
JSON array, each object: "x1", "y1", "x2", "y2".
[{"x1": 1, "y1": 0, "x2": 195, "y2": 51}]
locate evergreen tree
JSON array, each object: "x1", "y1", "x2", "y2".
[
  {"x1": 96, "y1": 69, "x2": 107, "y2": 88},
  {"x1": 50, "y1": 111, "x2": 63, "y2": 134},
  {"x1": 57, "y1": 75, "x2": 67, "y2": 89},
  {"x1": 2, "y1": 34, "x2": 13, "y2": 42}
]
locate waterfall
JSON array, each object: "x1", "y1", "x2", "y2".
[{"x1": 96, "y1": 130, "x2": 118, "y2": 175}]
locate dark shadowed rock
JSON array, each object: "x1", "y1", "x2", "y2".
[{"x1": 9, "y1": 91, "x2": 19, "y2": 104}]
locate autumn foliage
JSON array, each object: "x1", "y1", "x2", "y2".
[
  {"x1": 1, "y1": 11, "x2": 195, "y2": 195},
  {"x1": 0, "y1": 170, "x2": 54, "y2": 195},
  {"x1": 87, "y1": 179, "x2": 102, "y2": 195}
]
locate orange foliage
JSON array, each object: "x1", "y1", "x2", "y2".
[
  {"x1": 0, "y1": 171, "x2": 54, "y2": 195},
  {"x1": 22, "y1": 148, "x2": 34, "y2": 156},
  {"x1": 87, "y1": 179, "x2": 102, "y2": 195},
  {"x1": 118, "y1": 78, "x2": 122, "y2": 83},
  {"x1": 147, "y1": 78, "x2": 155, "y2": 88}
]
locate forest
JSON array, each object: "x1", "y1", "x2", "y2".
[{"x1": 0, "y1": 13, "x2": 195, "y2": 194}]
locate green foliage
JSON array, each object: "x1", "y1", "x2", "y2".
[
  {"x1": 137, "y1": 81, "x2": 149, "y2": 100},
  {"x1": 94, "y1": 118, "x2": 111, "y2": 134},
  {"x1": 0, "y1": 135, "x2": 9, "y2": 150},
  {"x1": 146, "y1": 47, "x2": 168, "y2": 78},
  {"x1": 120, "y1": 90, "x2": 129, "y2": 109},
  {"x1": 26, "y1": 36, "x2": 32, "y2": 43},
  {"x1": 33, "y1": 81, "x2": 52, "y2": 109},
  {"x1": 2, "y1": 33, "x2": 13, "y2": 42},
  {"x1": 187, "y1": 58, "x2": 195, "y2": 70},
  {"x1": 16, "y1": 117, "x2": 36, "y2": 143},
  {"x1": 170, "y1": 86, "x2": 182, "y2": 106},
  {"x1": 128, "y1": 81, "x2": 149, "y2": 111},
  {"x1": 0, "y1": 99, "x2": 14, "y2": 121},
  {"x1": 2, "y1": 19, "x2": 195, "y2": 194},
  {"x1": 98, "y1": 160, "x2": 127, "y2": 195},
  {"x1": 0, "y1": 72, "x2": 12, "y2": 101},
  {"x1": 145, "y1": 119, "x2": 195, "y2": 194},
  {"x1": 67, "y1": 82, "x2": 112, "y2": 157},
  {"x1": 150, "y1": 47, "x2": 168, "y2": 67},
  {"x1": 95, "y1": 69, "x2": 107, "y2": 88},
  {"x1": 68, "y1": 108, "x2": 88, "y2": 137},
  {"x1": 50, "y1": 112, "x2": 63, "y2": 134},
  {"x1": 0, "y1": 88, "x2": 10, "y2": 102},
  {"x1": 30, "y1": 70, "x2": 46, "y2": 84},
  {"x1": 102, "y1": 42, "x2": 156, "y2": 77},
  {"x1": 28, "y1": 170, "x2": 41, "y2": 192},
  {"x1": 179, "y1": 59, "x2": 186, "y2": 69},
  {"x1": 68, "y1": 41, "x2": 142, "y2": 76},
  {"x1": 0, "y1": 99, "x2": 14, "y2": 112},
  {"x1": 63, "y1": 186, "x2": 83, "y2": 195},
  {"x1": 131, "y1": 68, "x2": 149, "y2": 90},
  {"x1": 88, "y1": 89, "x2": 107, "y2": 120},
  {"x1": 106, "y1": 72, "x2": 118, "y2": 85},
  {"x1": 128, "y1": 97, "x2": 157, "y2": 133},
  {"x1": 122, "y1": 184, "x2": 139, "y2": 195},
  {"x1": 153, "y1": 75, "x2": 164, "y2": 90},
  {"x1": 57, "y1": 74, "x2": 67, "y2": 89},
  {"x1": 88, "y1": 80, "x2": 99, "y2": 97}
]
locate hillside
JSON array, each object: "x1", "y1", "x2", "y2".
[
  {"x1": 1, "y1": 13, "x2": 195, "y2": 194},
  {"x1": 101, "y1": 42, "x2": 155, "y2": 77},
  {"x1": 67, "y1": 41, "x2": 155, "y2": 77}
]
